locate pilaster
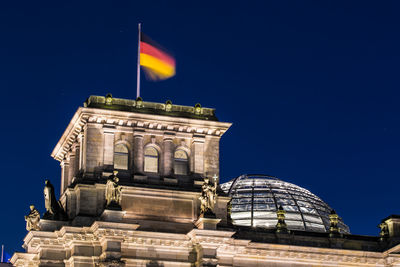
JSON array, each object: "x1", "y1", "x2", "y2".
[
  {"x1": 133, "y1": 130, "x2": 144, "y2": 174},
  {"x1": 103, "y1": 125, "x2": 115, "y2": 167},
  {"x1": 163, "y1": 133, "x2": 175, "y2": 177}
]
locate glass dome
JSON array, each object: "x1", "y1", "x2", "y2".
[{"x1": 221, "y1": 174, "x2": 350, "y2": 233}]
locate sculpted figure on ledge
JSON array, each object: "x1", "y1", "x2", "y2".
[
  {"x1": 43, "y1": 179, "x2": 68, "y2": 221},
  {"x1": 105, "y1": 171, "x2": 122, "y2": 209},
  {"x1": 199, "y1": 175, "x2": 218, "y2": 216},
  {"x1": 25, "y1": 205, "x2": 40, "y2": 231}
]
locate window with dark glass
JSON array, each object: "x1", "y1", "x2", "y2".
[{"x1": 174, "y1": 150, "x2": 188, "y2": 175}]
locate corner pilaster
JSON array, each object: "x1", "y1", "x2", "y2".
[{"x1": 60, "y1": 159, "x2": 70, "y2": 194}]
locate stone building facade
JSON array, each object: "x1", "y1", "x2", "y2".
[{"x1": 11, "y1": 95, "x2": 400, "y2": 266}]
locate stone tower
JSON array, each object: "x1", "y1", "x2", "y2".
[
  {"x1": 13, "y1": 95, "x2": 233, "y2": 266},
  {"x1": 51, "y1": 95, "x2": 232, "y2": 227}
]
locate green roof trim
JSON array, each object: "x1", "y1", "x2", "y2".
[{"x1": 84, "y1": 95, "x2": 219, "y2": 121}]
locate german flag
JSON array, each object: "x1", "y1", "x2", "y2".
[{"x1": 140, "y1": 33, "x2": 176, "y2": 80}]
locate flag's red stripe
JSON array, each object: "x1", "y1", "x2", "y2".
[{"x1": 140, "y1": 42, "x2": 175, "y2": 67}]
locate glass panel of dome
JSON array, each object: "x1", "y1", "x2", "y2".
[
  {"x1": 253, "y1": 198, "x2": 272, "y2": 204},
  {"x1": 254, "y1": 197, "x2": 275, "y2": 203},
  {"x1": 303, "y1": 215, "x2": 323, "y2": 224},
  {"x1": 282, "y1": 205, "x2": 299, "y2": 212},
  {"x1": 231, "y1": 199, "x2": 241, "y2": 204},
  {"x1": 308, "y1": 198, "x2": 323, "y2": 205},
  {"x1": 231, "y1": 212, "x2": 252, "y2": 220},
  {"x1": 253, "y1": 204, "x2": 268, "y2": 211},
  {"x1": 320, "y1": 211, "x2": 331, "y2": 218},
  {"x1": 271, "y1": 188, "x2": 287, "y2": 193},
  {"x1": 286, "y1": 220, "x2": 305, "y2": 230},
  {"x1": 235, "y1": 198, "x2": 252, "y2": 204},
  {"x1": 296, "y1": 200, "x2": 314, "y2": 208},
  {"x1": 274, "y1": 193, "x2": 291, "y2": 198},
  {"x1": 267, "y1": 204, "x2": 277, "y2": 210},
  {"x1": 232, "y1": 219, "x2": 251, "y2": 226},
  {"x1": 233, "y1": 193, "x2": 252, "y2": 198},
  {"x1": 322, "y1": 218, "x2": 330, "y2": 228},
  {"x1": 253, "y1": 192, "x2": 270, "y2": 197},
  {"x1": 276, "y1": 199, "x2": 296, "y2": 205},
  {"x1": 253, "y1": 211, "x2": 276, "y2": 219},
  {"x1": 305, "y1": 222, "x2": 325, "y2": 230},
  {"x1": 232, "y1": 206, "x2": 249, "y2": 212},
  {"x1": 291, "y1": 193, "x2": 307, "y2": 199},
  {"x1": 253, "y1": 219, "x2": 277, "y2": 228},
  {"x1": 251, "y1": 204, "x2": 276, "y2": 211},
  {"x1": 314, "y1": 204, "x2": 328, "y2": 212},
  {"x1": 285, "y1": 213, "x2": 302, "y2": 220},
  {"x1": 300, "y1": 207, "x2": 318, "y2": 214},
  {"x1": 239, "y1": 180, "x2": 254, "y2": 186}
]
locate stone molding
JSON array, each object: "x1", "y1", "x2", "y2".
[{"x1": 14, "y1": 221, "x2": 400, "y2": 267}]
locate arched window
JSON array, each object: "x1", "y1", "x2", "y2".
[
  {"x1": 144, "y1": 147, "x2": 159, "y2": 173},
  {"x1": 174, "y1": 150, "x2": 188, "y2": 175},
  {"x1": 114, "y1": 144, "x2": 129, "y2": 170}
]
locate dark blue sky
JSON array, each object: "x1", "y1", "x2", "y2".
[{"x1": 1, "y1": 1, "x2": 400, "y2": 253}]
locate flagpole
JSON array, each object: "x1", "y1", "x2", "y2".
[{"x1": 136, "y1": 23, "x2": 141, "y2": 99}]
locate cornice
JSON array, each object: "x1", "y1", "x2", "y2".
[
  {"x1": 51, "y1": 107, "x2": 88, "y2": 162},
  {"x1": 51, "y1": 107, "x2": 232, "y2": 162}
]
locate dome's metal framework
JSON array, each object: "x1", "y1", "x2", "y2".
[{"x1": 221, "y1": 174, "x2": 350, "y2": 233}]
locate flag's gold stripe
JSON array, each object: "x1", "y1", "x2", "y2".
[{"x1": 140, "y1": 53, "x2": 175, "y2": 78}]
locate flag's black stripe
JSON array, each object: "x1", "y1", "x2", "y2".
[{"x1": 140, "y1": 32, "x2": 172, "y2": 55}]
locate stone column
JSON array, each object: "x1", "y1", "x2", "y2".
[
  {"x1": 78, "y1": 132, "x2": 84, "y2": 171},
  {"x1": 81, "y1": 124, "x2": 87, "y2": 172},
  {"x1": 75, "y1": 145, "x2": 80, "y2": 176},
  {"x1": 133, "y1": 130, "x2": 144, "y2": 174},
  {"x1": 192, "y1": 134, "x2": 205, "y2": 175},
  {"x1": 60, "y1": 159, "x2": 70, "y2": 194},
  {"x1": 68, "y1": 152, "x2": 76, "y2": 185},
  {"x1": 163, "y1": 134, "x2": 174, "y2": 177}
]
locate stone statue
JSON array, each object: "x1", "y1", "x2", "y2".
[
  {"x1": 199, "y1": 175, "x2": 218, "y2": 215},
  {"x1": 105, "y1": 171, "x2": 122, "y2": 208},
  {"x1": 379, "y1": 222, "x2": 389, "y2": 241},
  {"x1": 25, "y1": 205, "x2": 40, "y2": 231},
  {"x1": 43, "y1": 180, "x2": 68, "y2": 220}
]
